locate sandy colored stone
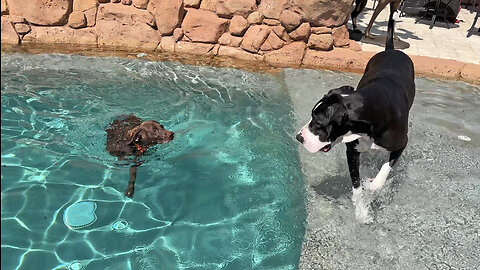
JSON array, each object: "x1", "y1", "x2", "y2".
[
  {"x1": 218, "y1": 46, "x2": 264, "y2": 61},
  {"x1": 173, "y1": 28, "x2": 183, "y2": 41},
  {"x1": 348, "y1": 40, "x2": 361, "y2": 52},
  {"x1": 9, "y1": 14, "x2": 24, "y2": 23},
  {"x1": 73, "y1": 0, "x2": 98, "y2": 12},
  {"x1": 111, "y1": 0, "x2": 120, "y2": 3},
  {"x1": 289, "y1": 22, "x2": 310, "y2": 41},
  {"x1": 13, "y1": 22, "x2": 31, "y2": 35},
  {"x1": 147, "y1": 0, "x2": 185, "y2": 35},
  {"x1": 280, "y1": 10, "x2": 302, "y2": 32},
  {"x1": 409, "y1": 55, "x2": 466, "y2": 80},
  {"x1": 68, "y1": 11, "x2": 87, "y2": 29},
  {"x1": 307, "y1": 34, "x2": 333, "y2": 50},
  {"x1": 158, "y1": 36, "x2": 175, "y2": 53},
  {"x1": 200, "y1": 0, "x2": 218, "y2": 11},
  {"x1": 218, "y1": 32, "x2": 242, "y2": 47},
  {"x1": 263, "y1": 18, "x2": 280, "y2": 26},
  {"x1": 459, "y1": 63, "x2": 480, "y2": 85},
  {"x1": 84, "y1": 7, "x2": 97, "y2": 27},
  {"x1": 247, "y1": 11, "x2": 263, "y2": 25},
  {"x1": 175, "y1": 41, "x2": 216, "y2": 55},
  {"x1": 229, "y1": 15, "x2": 248, "y2": 36},
  {"x1": 6, "y1": 0, "x2": 73, "y2": 26},
  {"x1": 216, "y1": 0, "x2": 256, "y2": 18},
  {"x1": 96, "y1": 3, "x2": 159, "y2": 50},
  {"x1": 241, "y1": 24, "x2": 270, "y2": 53},
  {"x1": 291, "y1": 0, "x2": 354, "y2": 27},
  {"x1": 265, "y1": 41, "x2": 306, "y2": 67},
  {"x1": 258, "y1": 0, "x2": 288, "y2": 19},
  {"x1": 122, "y1": 0, "x2": 132, "y2": 5},
  {"x1": 303, "y1": 48, "x2": 368, "y2": 72},
  {"x1": 1, "y1": 0, "x2": 8, "y2": 15},
  {"x1": 332, "y1": 25, "x2": 349, "y2": 47},
  {"x1": 182, "y1": 8, "x2": 228, "y2": 43},
  {"x1": 184, "y1": 0, "x2": 200, "y2": 8},
  {"x1": 132, "y1": 0, "x2": 149, "y2": 9},
  {"x1": 1, "y1": 16, "x2": 19, "y2": 44},
  {"x1": 271, "y1": 25, "x2": 285, "y2": 37},
  {"x1": 260, "y1": 31, "x2": 284, "y2": 51},
  {"x1": 23, "y1": 26, "x2": 97, "y2": 45},
  {"x1": 311, "y1": 26, "x2": 331, "y2": 34}
]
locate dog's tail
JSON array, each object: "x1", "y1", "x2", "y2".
[{"x1": 385, "y1": 9, "x2": 396, "y2": 51}]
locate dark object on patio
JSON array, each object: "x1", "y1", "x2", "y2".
[
  {"x1": 414, "y1": 0, "x2": 460, "y2": 28},
  {"x1": 467, "y1": 1, "x2": 479, "y2": 37}
]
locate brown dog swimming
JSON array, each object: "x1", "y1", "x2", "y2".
[{"x1": 106, "y1": 115, "x2": 174, "y2": 198}]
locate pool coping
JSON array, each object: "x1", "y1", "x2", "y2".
[{"x1": 2, "y1": 43, "x2": 479, "y2": 86}]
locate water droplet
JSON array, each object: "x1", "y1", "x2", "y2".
[{"x1": 110, "y1": 219, "x2": 129, "y2": 232}]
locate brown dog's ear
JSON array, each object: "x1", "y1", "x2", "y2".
[{"x1": 126, "y1": 127, "x2": 142, "y2": 144}]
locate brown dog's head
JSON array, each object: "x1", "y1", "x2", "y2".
[{"x1": 126, "y1": 120, "x2": 174, "y2": 149}]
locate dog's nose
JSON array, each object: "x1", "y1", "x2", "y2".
[
  {"x1": 168, "y1": 131, "x2": 174, "y2": 140},
  {"x1": 296, "y1": 133, "x2": 304, "y2": 144}
]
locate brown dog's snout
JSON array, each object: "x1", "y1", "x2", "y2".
[{"x1": 167, "y1": 131, "x2": 174, "y2": 140}]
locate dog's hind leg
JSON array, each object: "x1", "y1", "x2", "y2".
[
  {"x1": 125, "y1": 160, "x2": 144, "y2": 198},
  {"x1": 364, "y1": 0, "x2": 390, "y2": 39},
  {"x1": 351, "y1": 0, "x2": 368, "y2": 32},
  {"x1": 368, "y1": 146, "x2": 405, "y2": 191}
]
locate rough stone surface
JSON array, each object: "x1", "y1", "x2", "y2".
[
  {"x1": 98, "y1": 0, "x2": 110, "y2": 3},
  {"x1": 84, "y1": 7, "x2": 97, "y2": 27},
  {"x1": 332, "y1": 25, "x2": 349, "y2": 47},
  {"x1": 23, "y1": 26, "x2": 97, "y2": 45},
  {"x1": 183, "y1": 0, "x2": 200, "y2": 8},
  {"x1": 458, "y1": 63, "x2": 480, "y2": 84},
  {"x1": 258, "y1": 0, "x2": 288, "y2": 19},
  {"x1": 218, "y1": 32, "x2": 242, "y2": 47},
  {"x1": 1, "y1": 0, "x2": 8, "y2": 15},
  {"x1": 216, "y1": 0, "x2": 256, "y2": 18},
  {"x1": 271, "y1": 25, "x2": 285, "y2": 38},
  {"x1": 280, "y1": 10, "x2": 302, "y2": 32},
  {"x1": 218, "y1": 46, "x2": 264, "y2": 61},
  {"x1": 121, "y1": 0, "x2": 132, "y2": 5},
  {"x1": 265, "y1": 41, "x2": 306, "y2": 67},
  {"x1": 13, "y1": 22, "x2": 31, "y2": 35},
  {"x1": 348, "y1": 40, "x2": 361, "y2": 51},
  {"x1": 6, "y1": 0, "x2": 73, "y2": 26},
  {"x1": 240, "y1": 24, "x2": 270, "y2": 53},
  {"x1": 291, "y1": 0, "x2": 354, "y2": 27},
  {"x1": 229, "y1": 15, "x2": 248, "y2": 36},
  {"x1": 1, "y1": 16, "x2": 19, "y2": 44},
  {"x1": 182, "y1": 8, "x2": 228, "y2": 43},
  {"x1": 303, "y1": 48, "x2": 368, "y2": 72},
  {"x1": 9, "y1": 14, "x2": 24, "y2": 23},
  {"x1": 200, "y1": 0, "x2": 218, "y2": 11},
  {"x1": 96, "y1": 3, "x2": 159, "y2": 50},
  {"x1": 311, "y1": 26, "x2": 331, "y2": 34},
  {"x1": 289, "y1": 22, "x2": 310, "y2": 41},
  {"x1": 176, "y1": 41, "x2": 216, "y2": 55},
  {"x1": 147, "y1": 0, "x2": 185, "y2": 35},
  {"x1": 68, "y1": 11, "x2": 87, "y2": 29},
  {"x1": 247, "y1": 11, "x2": 263, "y2": 24},
  {"x1": 263, "y1": 18, "x2": 280, "y2": 26},
  {"x1": 132, "y1": 0, "x2": 148, "y2": 9},
  {"x1": 173, "y1": 27, "x2": 183, "y2": 41},
  {"x1": 307, "y1": 33, "x2": 333, "y2": 50},
  {"x1": 73, "y1": 0, "x2": 98, "y2": 12},
  {"x1": 158, "y1": 35, "x2": 175, "y2": 52},
  {"x1": 260, "y1": 31, "x2": 284, "y2": 51}
]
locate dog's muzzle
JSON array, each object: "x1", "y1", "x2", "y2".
[{"x1": 296, "y1": 133, "x2": 304, "y2": 144}]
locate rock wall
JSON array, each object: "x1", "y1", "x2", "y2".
[{"x1": 1, "y1": 0, "x2": 359, "y2": 67}]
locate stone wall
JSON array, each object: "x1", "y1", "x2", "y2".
[{"x1": 1, "y1": 0, "x2": 360, "y2": 67}]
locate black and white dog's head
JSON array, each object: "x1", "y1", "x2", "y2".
[{"x1": 296, "y1": 86, "x2": 355, "y2": 153}]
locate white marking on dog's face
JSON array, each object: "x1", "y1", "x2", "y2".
[{"x1": 297, "y1": 119, "x2": 331, "y2": 153}]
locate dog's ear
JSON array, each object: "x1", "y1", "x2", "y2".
[
  {"x1": 327, "y1": 85, "x2": 354, "y2": 96},
  {"x1": 126, "y1": 127, "x2": 142, "y2": 144}
]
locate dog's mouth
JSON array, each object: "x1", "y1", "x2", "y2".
[{"x1": 321, "y1": 144, "x2": 332, "y2": 152}]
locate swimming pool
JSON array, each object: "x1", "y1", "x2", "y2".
[{"x1": 1, "y1": 54, "x2": 306, "y2": 269}]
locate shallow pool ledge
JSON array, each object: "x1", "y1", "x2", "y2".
[{"x1": 2, "y1": 43, "x2": 480, "y2": 85}]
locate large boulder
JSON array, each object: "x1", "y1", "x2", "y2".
[
  {"x1": 96, "y1": 3, "x2": 160, "y2": 50},
  {"x1": 229, "y1": 15, "x2": 248, "y2": 36},
  {"x1": 291, "y1": 0, "x2": 354, "y2": 27},
  {"x1": 240, "y1": 24, "x2": 270, "y2": 53},
  {"x1": 258, "y1": 0, "x2": 289, "y2": 19},
  {"x1": 216, "y1": 0, "x2": 256, "y2": 18},
  {"x1": 265, "y1": 41, "x2": 306, "y2": 67},
  {"x1": 6, "y1": 0, "x2": 73, "y2": 26},
  {"x1": 182, "y1": 8, "x2": 228, "y2": 43},
  {"x1": 147, "y1": 0, "x2": 185, "y2": 35},
  {"x1": 307, "y1": 34, "x2": 333, "y2": 50},
  {"x1": 1, "y1": 16, "x2": 19, "y2": 44},
  {"x1": 279, "y1": 10, "x2": 302, "y2": 32},
  {"x1": 22, "y1": 26, "x2": 97, "y2": 45}
]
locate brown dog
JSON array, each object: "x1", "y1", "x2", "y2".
[
  {"x1": 106, "y1": 115, "x2": 174, "y2": 198},
  {"x1": 351, "y1": 0, "x2": 403, "y2": 38}
]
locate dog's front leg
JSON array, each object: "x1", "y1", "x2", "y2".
[
  {"x1": 368, "y1": 147, "x2": 404, "y2": 191},
  {"x1": 346, "y1": 140, "x2": 361, "y2": 189},
  {"x1": 125, "y1": 161, "x2": 143, "y2": 198}
]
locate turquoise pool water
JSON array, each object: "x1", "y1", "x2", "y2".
[{"x1": 1, "y1": 54, "x2": 306, "y2": 270}]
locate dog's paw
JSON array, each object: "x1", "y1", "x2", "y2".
[
  {"x1": 367, "y1": 177, "x2": 384, "y2": 191},
  {"x1": 124, "y1": 189, "x2": 134, "y2": 198}
]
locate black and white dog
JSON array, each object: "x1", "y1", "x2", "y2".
[{"x1": 296, "y1": 8, "x2": 415, "y2": 196}]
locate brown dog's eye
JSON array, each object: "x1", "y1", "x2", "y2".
[{"x1": 159, "y1": 125, "x2": 164, "y2": 129}]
